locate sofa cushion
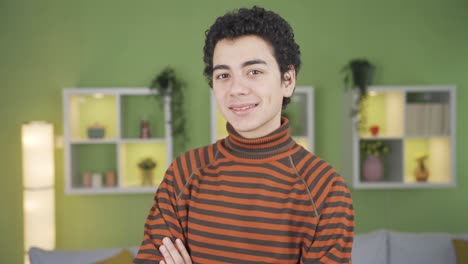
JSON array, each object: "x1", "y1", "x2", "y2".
[
  {"x1": 95, "y1": 248, "x2": 133, "y2": 264},
  {"x1": 29, "y1": 246, "x2": 139, "y2": 264},
  {"x1": 453, "y1": 239, "x2": 468, "y2": 264},
  {"x1": 388, "y1": 231, "x2": 457, "y2": 264},
  {"x1": 352, "y1": 229, "x2": 388, "y2": 264}
]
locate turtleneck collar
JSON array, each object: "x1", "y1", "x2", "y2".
[{"x1": 220, "y1": 116, "x2": 296, "y2": 160}]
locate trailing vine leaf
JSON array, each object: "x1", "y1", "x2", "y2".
[
  {"x1": 149, "y1": 66, "x2": 188, "y2": 155},
  {"x1": 341, "y1": 58, "x2": 375, "y2": 131}
]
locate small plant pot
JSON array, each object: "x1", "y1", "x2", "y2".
[
  {"x1": 141, "y1": 169, "x2": 154, "y2": 186},
  {"x1": 362, "y1": 155, "x2": 383, "y2": 182},
  {"x1": 370, "y1": 125, "x2": 380, "y2": 136}
]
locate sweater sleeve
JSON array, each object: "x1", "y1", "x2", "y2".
[
  {"x1": 302, "y1": 175, "x2": 354, "y2": 263},
  {"x1": 133, "y1": 162, "x2": 186, "y2": 264}
]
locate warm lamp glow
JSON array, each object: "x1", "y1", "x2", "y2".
[
  {"x1": 22, "y1": 123, "x2": 54, "y2": 188},
  {"x1": 23, "y1": 190, "x2": 55, "y2": 249},
  {"x1": 21, "y1": 122, "x2": 55, "y2": 264}
]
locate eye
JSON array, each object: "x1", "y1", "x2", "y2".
[
  {"x1": 215, "y1": 73, "x2": 229, "y2": 80},
  {"x1": 248, "y1": 69, "x2": 262, "y2": 76}
]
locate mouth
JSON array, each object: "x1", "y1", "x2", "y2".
[{"x1": 229, "y1": 103, "x2": 259, "y2": 115}]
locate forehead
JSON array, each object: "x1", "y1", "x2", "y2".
[{"x1": 213, "y1": 35, "x2": 276, "y2": 65}]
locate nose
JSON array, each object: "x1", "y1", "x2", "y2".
[{"x1": 228, "y1": 75, "x2": 250, "y2": 96}]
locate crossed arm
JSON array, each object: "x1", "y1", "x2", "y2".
[{"x1": 158, "y1": 237, "x2": 192, "y2": 264}]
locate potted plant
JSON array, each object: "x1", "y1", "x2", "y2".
[
  {"x1": 150, "y1": 66, "x2": 187, "y2": 154},
  {"x1": 414, "y1": 152, "x2": 429, "y2": 182},
  {"x1": 138, "y1": 157, "x2": 157, "y2": 186},
  {"x1": 360, "y1": 140, "x2": 389, "y2": 182},
  {"x1": 342, "y1": 59, "x2": 375, "y2": 130}
]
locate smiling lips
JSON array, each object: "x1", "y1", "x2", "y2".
[{"x1": 229, "y1": 103, "x2": 259, "y2": 115}]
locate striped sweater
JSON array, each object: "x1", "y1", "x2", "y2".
[{"x1": 134, "y1": 118, "x2": 354, "y2": 263}]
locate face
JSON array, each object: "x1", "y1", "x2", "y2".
[{"x1": 212, "y1": 35, "x2": 296, "y2": 139}]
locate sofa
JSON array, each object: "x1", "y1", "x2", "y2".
[
  {"x1": 29, "y1": 230, "x2": 468, "y2": 264},
  {"x1": 352, "y1": 229, "x2": 468, "y2": 264},
  {"x1": 29, "y1": 246, "x2": 139, "y2": 264}
]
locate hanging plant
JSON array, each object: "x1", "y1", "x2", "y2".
[
  {"x1": 341, "y1": 58, "x2": 375, "y2": 130},
  {"x1": 150, "y1": 66, "x2": 187, "y2": 154}
]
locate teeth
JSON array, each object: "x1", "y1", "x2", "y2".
[{"x1": 233, "y1": 104, "x2": 255, "y2": 110}]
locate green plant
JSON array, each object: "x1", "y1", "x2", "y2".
[
  {"x1": 138, "y1": 157, "x2": 157, "y2": 171},
  {"x1": 360, "y1": 140, "x2": 389, "y2": 157},
  {"x1": 150, "y1": 66, "x2": 187, "y2": 153},
  {"x1": 342, "y1": 59, "x2": 375, "y2": 129}
]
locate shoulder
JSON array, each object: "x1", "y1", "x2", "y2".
[
  {"x1": 162, "y1": 142, "x2": 219, "y2": 197},
  {"x1": 290, "y1": 146, "x2": 350, "y2": 204},
  {"x1": 170, "y1": 142, "x2": 220, "y2": 179},
  {"x1": 289, "y1": 146, "x2": 336, "y2": 180}
]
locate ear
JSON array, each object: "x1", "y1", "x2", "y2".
[{"x1": 282, "y1": 65, "x2": 296, "y2": 97}]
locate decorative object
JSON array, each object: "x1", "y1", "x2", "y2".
[
  {"x1": 105, "y1": 170, "x2": 116, "y2": 187},
  {"x1": 138, "y1": 157, "x2": 157, "y2": 186},
  {"x1": 362, "y1": 155, "x2": 383, "y2": 181},
  {"x1": 92, "y1": 173, "x2": 103, "y2": 188},
  {"x1": 87, "y1": 123, "x2": 105, "y2": 138},
  {"x1": 139, "y1": 119, "x2": 151, "y2": 138},
  {"x1": 360, "y1": 140, "x2": 390, "y2": 181},
  {"x1": 414, "y1": 153, "x2": 429, "y2": 182},
  {"x1": 370, "y1": 125, "x2": 380, "y2": 136},
  {"x1": 342, "y1": 58, "x2": 375, "y2": 130},
  {"x1": 82, "y1": 172, "x2": 92, "y2": 187},
  {"x1": 21, "y1": 121, "x2": 55, "y2": 261},
  {"x1": 452, "y1": 239, "x2": 468, "y2": 264},
  {"x1": 150, "y1": 66, "x2": 187, "y2": 153}
]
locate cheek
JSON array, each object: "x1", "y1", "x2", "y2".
[{"x1": 213, "y1": 89, "x2": 226, "y2": 106}]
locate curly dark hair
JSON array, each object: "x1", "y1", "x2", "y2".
[{"x1": 203, "y1": 6, "x2": 301, "y2": 108}]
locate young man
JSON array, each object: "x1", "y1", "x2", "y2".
[{"x1": 134, "y1": 6, "x2": 354, "y2": 264}]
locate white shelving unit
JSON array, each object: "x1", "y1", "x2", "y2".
[
  {"x1": 210, "y1": 86, "x2": 315, "y2": 152},
  {"x1": 352, "y1": 85, "x2": 456, "y2": 189},
  {"x1": 63, "y1": 88, "x2": 172, "y2": 194}
]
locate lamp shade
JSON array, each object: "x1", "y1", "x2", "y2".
[
  {"x1": 21, "y1": 121, "x2": 55, "y2": 263},
  {"x1": 21, "y1": 122, "x2": 54, "y2": 188},
  {"x1": 23, "y1": 189, "x2": 55, "y2": 250}
]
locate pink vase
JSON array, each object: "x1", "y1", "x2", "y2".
[{"x1": 363, "y1": 155, "x2": 383, "y2": 182}]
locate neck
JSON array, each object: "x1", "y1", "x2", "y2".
[{"x1": 221, "y1": 116, "x2": 296, "y2": 160}]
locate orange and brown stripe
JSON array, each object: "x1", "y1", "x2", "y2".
[{"x1": 134, "y1": 117, "x2": 354, "y2": 264}]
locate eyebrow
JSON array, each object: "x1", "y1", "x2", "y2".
[{"x1": 212, "y1": 59, "x2": 267, "y2": 72}]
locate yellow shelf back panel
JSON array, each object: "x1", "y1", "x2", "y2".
[
  {"x1": 360, "y1": 91, "x2": 403, "y2": 137},
  {"x1": 70, "y1": 94, "x2": 117, "y2": 140},
  {"x1": 404, "y1": 137, "x2": 451, "y2": 183},
  {"x1": 120, "y1": 142, "x2": 167, "y2": 188}
]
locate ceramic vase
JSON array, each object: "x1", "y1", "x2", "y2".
[
  {"x1": 414, "y1": 160, "x2": 429, "y2": 182},
  {"x1": 363, "y1": 154, "x2": 383, "y2": 182}
]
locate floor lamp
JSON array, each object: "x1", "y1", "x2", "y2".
[{"x1": 21, "y1": 122, "x2": 55, "y2": 264}]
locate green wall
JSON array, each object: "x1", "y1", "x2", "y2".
[{"x1": 1, "y1": 0, "x2": 467, "y2": 263}]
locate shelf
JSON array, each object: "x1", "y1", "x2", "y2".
[
  {"x1": 354, "y1": 182, "x2": 455, "y2": 190},
  {"x1": 404, "y1": 137, "x2": 452, "y2": 184},
  {"x1": 352, "y1": 86, "x2": 456, "y2": 189},
  {"x1": 120, "y1": 138, "x2": 166, "y2": 143},
  {"x1": 121, "y1": 95, "x2": 166, "y2": 139},
  {"x1": 359, "y1": 139, "x2": 403, "y2": 183},
  {"x1": 68, "y1": 93, "x2": 117, "y2": 141},
  {"x1": 63, "y1": 88, "x2": 172, "y2": 195},
  {"x1": 71, "y1": 138, "x2": 118, "y2": 144},
  {"x1": 359, "y1": 90, "x2": 404, "y2": 138},
  {"x1": 70, "y1": 143, "x2": 117, "y2": 189},
  {"x1": 120, "y1": 141, "x2": 168, "y2": 188}
]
